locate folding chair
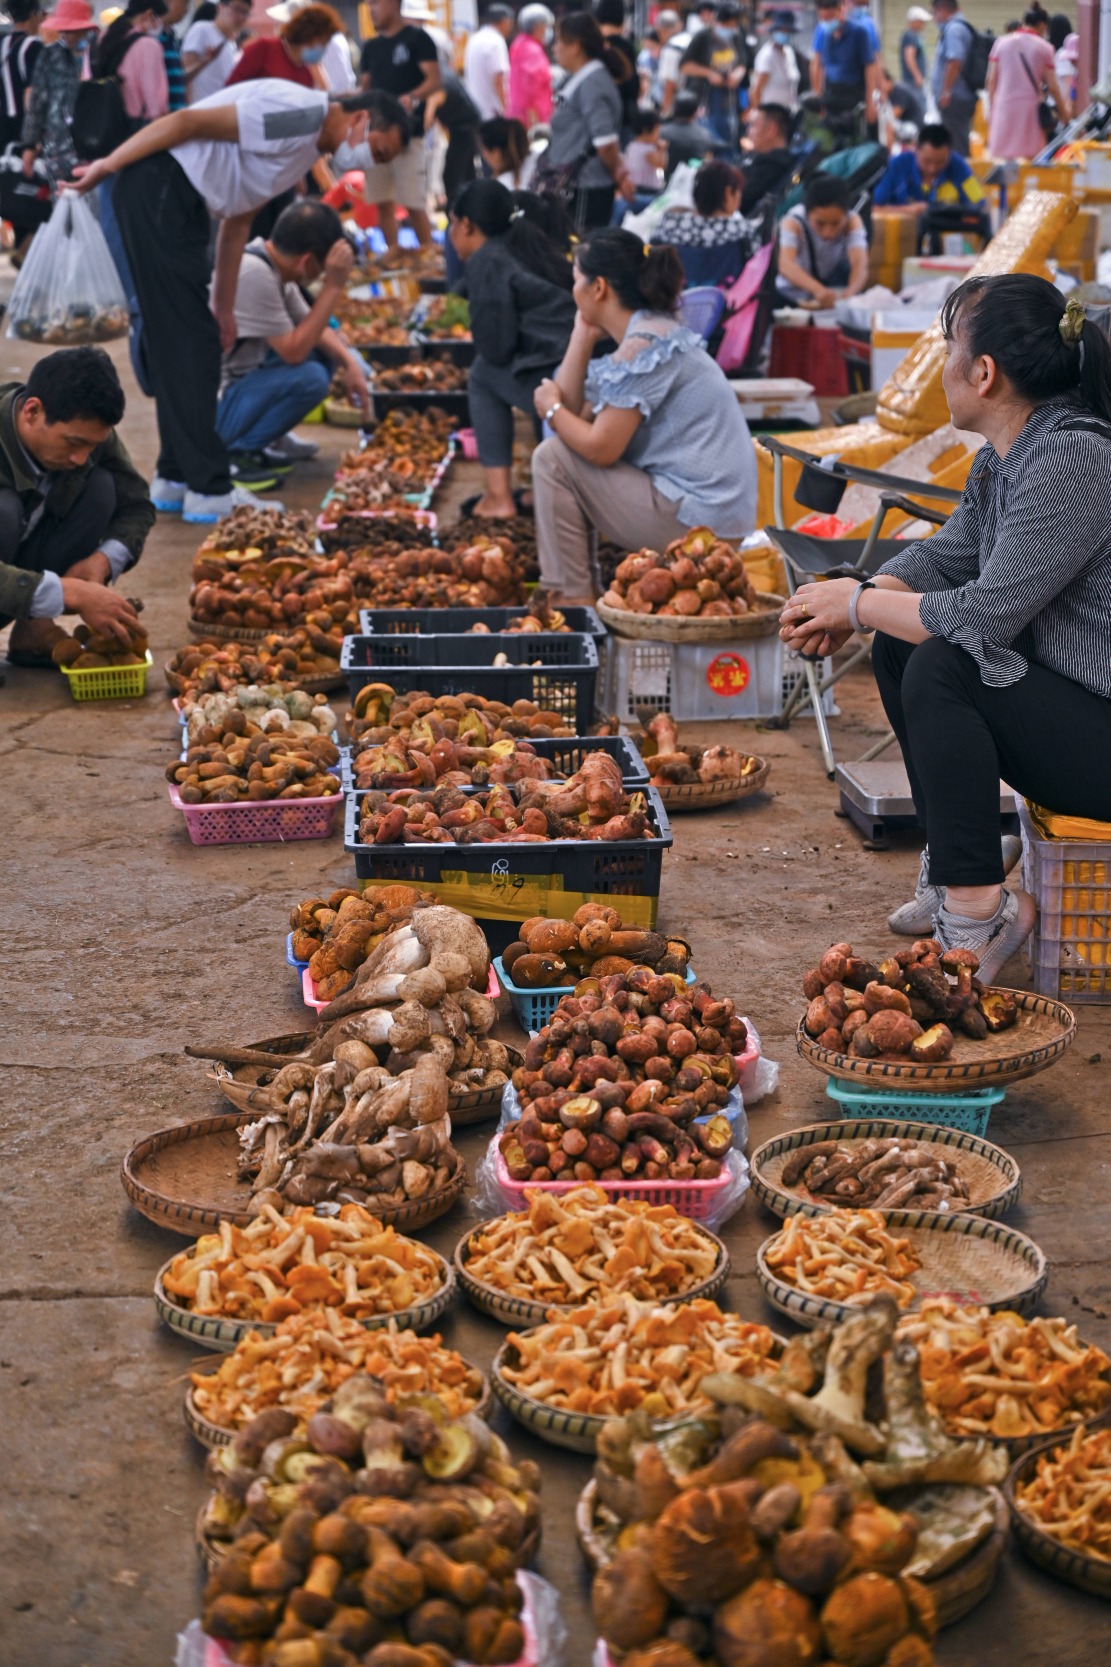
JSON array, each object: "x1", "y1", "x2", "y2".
[
  {"x1": 761, "y1": 434, "x2": 962, "y2": 778},
  {"x1": 677, "y1": 285, "x2": 727, "y2": 343}
]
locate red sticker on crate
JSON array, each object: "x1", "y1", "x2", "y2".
[{"x1": 705, "y1": 651, "x2": 751, "y2": 697}]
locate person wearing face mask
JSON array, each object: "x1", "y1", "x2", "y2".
[
  {"x1": 21, "y1": 0, "x2": 93, "y2": 189},
  {"x1": 268, "y1": 0, "x2": 356, "y2": 93},
  {"x1": 680, "y1": 1, "x2": 750, "y2": 156},
  {"x1": 216, "y1": 200, "x2": 369, "y2": 485},
  {"x1": 182, "y1": 0, "x2": 250, "y2": 104},
  {"x1": 750, "y1": 10, "x2": 801, "y2": 111},
  {"x1": 508, "y1": 4, "x2": 555, "y2": 131},
  {"x1": 227, "y1": 4, "x2": 344, "y2": 89}
]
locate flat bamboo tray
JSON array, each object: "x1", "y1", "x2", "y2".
[
  {"x1": 1005, "y1": 1439, "x2": 1111, "y2": 1599},
  {"x1": 211, "y1": 1031, "x2": 517, "y2": 1125},
  {"x1": 796, "y1": 989, "x2": 1076, "y2": 1091},
  {"x1": 121, "y1": 1112, "x2": 467, "y2": 1238},
  {"x1": 163, "y1": 661, "x2": 345, "y2": 696},
  {"x1": 653, "y1": 758, "x2": 770, "y2": 812},
  {"x1": 154, "y1": 1245, "x2": 455, "y2": 1353},
  {"x1": 185, "y1": 1363, "x2": 491, "y2": 1452},
  {"x1": 576, "y1": 1476, "x2": 1008, "y2": 1628},
  {"x1": 756, "y1": 1210, "x2": 1047, "y2": 1328},
  {"x1": 454, "y1": 1220, "x2": 729, "y2": 1328},
  {"x1": 750, "y1": 1120, "x2": 1022, "y2": 1222},
  {"x1": 596, "y1": 593, "x2": 784, "y2": 644}
]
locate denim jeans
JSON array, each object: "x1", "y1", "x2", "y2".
[
  {"x1": 100, "y1": 177, "x2": 150, "y2": 396},
  {"x1": 216, "y1": 351, "x2": 331, "y2": 453}
]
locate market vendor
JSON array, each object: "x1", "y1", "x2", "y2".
[
  {"x1": 0, "y1": 348, "x2": 151, "y2": 666},
  {"x1": 873, "y1": 121, "x2": 992, "y2": 248},
  {"x1": 217, "y1": 200, "x2": 370, "y2": 491},
  {"x1": 531, "y1": 227, "x2": 757, "y2": 605},
  {"x1": 450, "y1": 179, "x2": 574, "y2": 521},
  {"x1": 779, "y1": 273, "x2": 1111, "y2": 983},
  {"x1": 776, "y1": 175, "x2": 869, "y2": 307},
  {"x1": 71, "y1": 82, "x2": 408, "y2": 525}
]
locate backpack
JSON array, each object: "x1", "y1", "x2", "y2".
[
  {"x1": 953, "y1": 20, "x2": 994, "y2": 94},
  {"x1": 71, "y1": 31, "x2": 141, "y2": 162}
]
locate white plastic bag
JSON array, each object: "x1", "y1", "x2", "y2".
[
  {"x1": 736, "y1": 1017, "x2": 779, "y2": 1106},
  {"x1": 622, "y1": 159, "x2": 699, "y2": 243},
  {"x1": 6, "y1": 190, "x2": 128, "y2": 344}
]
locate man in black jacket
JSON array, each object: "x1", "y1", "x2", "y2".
[
  {"x1": 0, "y1": 347, "x2": 151, "y2": 666},
  {"x1": 740, "y1": 101, "x2": 796, "y2": 214}
]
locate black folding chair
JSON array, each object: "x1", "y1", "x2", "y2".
[{"x1": 761, "y1": 435, "x2": 962, "y2": 777}]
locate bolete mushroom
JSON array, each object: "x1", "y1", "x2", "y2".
[
  {"x1": 714, "y1": 1577, "x2": 823, "y2": 1667},
  {"x1": 773, "y1": 1485, "x2": 852, "y2": 1595}
]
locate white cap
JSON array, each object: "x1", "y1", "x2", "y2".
[
  {"x1": 907, "y1": 6, "x2": 932, "y2": 20},
  {"x1": 401, "y1": 0, "x2": 436, "y2": 17}
]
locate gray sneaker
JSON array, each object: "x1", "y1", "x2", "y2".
[
  {"x1": 936, "y1": 886, "x2": 1037, "y2": 986},
  {"x1": 888, "y1": 836, "x2": 1024, "y2": 937}
]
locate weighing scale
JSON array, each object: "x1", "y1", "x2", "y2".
[{"x1": 835, "y1": 758, "x2": 1018, "y2": 849}]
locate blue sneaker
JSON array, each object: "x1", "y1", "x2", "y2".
[
  {"x1": 182, "y1": 484, "x2": 285, "y2": 525},
  {"x1": 151, "y1": 474, "x2": 185, "y2": 513}
]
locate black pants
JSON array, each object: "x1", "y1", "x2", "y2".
[
  {"x1": 115, "y1": 153, "x2": 229, "y2": 496},
  {"x1": 574, "y1": 185, "x2": 617, "y2": 230},
  {"x1": 442, "y1": 125, "x2": 477, "y2": 208},
  {"x1": 0, "y1": 468, "x2": 116, "y2": 627},
  {"x1": 872, "y1": 631, "x2": 1111, "y2": 886}
]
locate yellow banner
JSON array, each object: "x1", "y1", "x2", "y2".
[{"x1": 359, "y1": 870, "x2": 659, "y2": 927}]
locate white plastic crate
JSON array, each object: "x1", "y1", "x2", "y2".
[
  {"x1": 1018, "y1": 799, "x2": 1111, "y2": 1003},
  {"x1": 782, "y1": 650, "x2": 839, "y2": 718},
  {"x1": 602, "y1": 633, "x2": 783, "y2": 722}
]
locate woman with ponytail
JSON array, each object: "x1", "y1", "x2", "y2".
[
  {"x1": 450, "y1": 177, "x2": 575, "y2": 518},
  {"x1": 782, "y1": 273, "x2": 1111, "y2": 982},
  {"x1": 542, "y1": 12, "x2": 635, "y2": 228},
  {"x1": 531, "y1": 225, "x2": 757, "y2": 602}
]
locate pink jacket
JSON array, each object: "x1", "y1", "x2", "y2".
[{"x1": 507, "y1": 33, "x2": 552, "y2": 128}]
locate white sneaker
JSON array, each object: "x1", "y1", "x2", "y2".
[
  {"x1": 936, "y1": 886, "x2": 1037, "y2": 987},
  {"x1": 888, "y1": 836, "x2": 1024, "y2": 937},
  {"x1": 269, "y1": 432, "x2": 318, "y2": 460},
  {"x1": 151, "y1": 474, "x2": 185, "y2": 513},
  {"x1": 182, "y1": 484, "x2": 286, "y2": 524}
]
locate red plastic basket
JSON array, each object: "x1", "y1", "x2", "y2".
[
  {"x1": 168, "y1": 784, "x2": 342, "y2": 847},
  {"x1": 492, "y1": 1149, "x2": 731, "y2": 1222}
]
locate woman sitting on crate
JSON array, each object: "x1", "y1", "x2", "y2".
[
  {"x1": 652, "y1": 160, "x2": 761, "y2": 290},
  {"x1": 530, "y1": 227, "x2": 758, "y2": 605},
  {"x1": 779, "y1": 273, "x2": 1111, "y2": 985},
  {"x1": 449, "y1": 178, "x2": 575, "y2": 521}
]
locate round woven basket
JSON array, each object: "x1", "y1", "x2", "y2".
[
  {"x1": 654, "y1": 758, "x2": 770, "y2": 812},
  {"x1": 576, "y1": 1478, "x2": 1008, "y2": 1628},
  {"x1": 454, "y1": 1220, "x2": 729, "y2": 1328},
  {"x1": 164, "y1": 661, "x2": 345, "y2": 696},
  {"x1": 755, "y1": 1210, "x2": 1048, "y2": 1329},
  {"x1": 324, "y1": 398, "x2": 367, "y2": 428},
  {"x1": 1005, "y1": 1438, "x2": 1111, "y2": 1598},
  {"x1": 122, "y1": 1112, "x2": 467, "y2": 1238},
  {"x1": 796, "y1": 988, "x2": 1076, "y2": 1092},
  {"x1": 154, "y1": 1246, "x2": 456, "y2": 1353},
  {"x1": 750, "y1": 1119, "x2": 1022, "y2": 1223},
  {"x1": 596, "y1": 592, "x2": 785, "y2": 644},
  {"x1": 185, "y1": 1363, "x2": 492, "y2": 1452}
]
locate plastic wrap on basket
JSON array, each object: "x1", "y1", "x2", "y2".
[
  {"x1": 737, "y1": 1017, "x2": 778, "y2": 1104},
  {"x1": 176, "y1": 1571, "x2": 567, "y2": 1667},
  {"x1": 6, "y1": 191, "x2": 128, "y2": 343},
  {"x1": 472, "y1": 1085, "x2": 750, "y2": 1228}
]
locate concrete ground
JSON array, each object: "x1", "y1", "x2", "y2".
[{"x1": 2, "y1": 334, "x2": 1110, "y2": 1667}]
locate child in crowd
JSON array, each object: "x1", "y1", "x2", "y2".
[{"x1": 623, "y1": 104, "x2": 668, "y2": 193}]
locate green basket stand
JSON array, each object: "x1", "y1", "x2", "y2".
[
  {"x1": 60, "y1": 650, "x2": 152, "y2": 702},
  {"x1": 825, "y1": 1077, "x2": 1005, "y2": 1137}
]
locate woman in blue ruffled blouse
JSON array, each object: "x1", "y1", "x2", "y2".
[{"x1": 530, "y1": 227, "x2": 758, "y2": 602}]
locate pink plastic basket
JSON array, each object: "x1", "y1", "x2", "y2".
[
  {"x1": 168, "y1": 783, "x2": 342, "y2": 846},
  {"x1": 493, "y1": 1149, "x2": 731, "y2": 1223},
  {"x1": 454, "y1": 426, "x2": 479, "y2": 459},
  {"x1": 316, "y1": 505, "x2": 437, "y2": 534},
  {"x1": 735, "y1": 1031, "x2": 762, "y2": 1101}
]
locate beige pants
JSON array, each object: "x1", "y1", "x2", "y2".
[{"x1": 532, "y1": 435, "x2": 689, "y2": 598}]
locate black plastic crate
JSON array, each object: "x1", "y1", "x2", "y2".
[
  {"x1": 357, "y1": 603, "x2": 605, "y2": 650},
  {"x1": 371, "y1": 389, "x2": 470, "y2": 424},
  {"x1": 339, "y1": 731, "x2": 648, "y2": 793},
  {"x1": 341, "y1": 633, "x2": 599, "y2": 730},
  {"x1": 413, "y1": 334, "x2": 475, "y2": 367},
  {"x1": 344, "y1": 785, "x2": 672, "y2": 928},
  {"x1": 354, "y1": 341, "x2": 421, "y2": 366}
]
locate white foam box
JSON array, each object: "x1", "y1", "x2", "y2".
[{"x1": 901, "y1": 254, "x2": 977, "y2": 289}]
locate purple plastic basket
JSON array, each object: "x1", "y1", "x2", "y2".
[{"x1": 168, "y1": 784, "x2": 342, "y2": 847}]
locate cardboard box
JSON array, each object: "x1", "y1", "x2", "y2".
[{"x1": 869, "y1": 208, "x2": 920, "y2": 290}]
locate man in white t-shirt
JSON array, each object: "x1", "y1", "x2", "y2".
[
  {"x1": 73, "y1": 84, "x2": 408, "y2": 523},
  {"x1": 750, "y1": 10, "x2": 801, "y2": 111},
  {"x1": 463, "y1": 4, "x2": 514, "y2": 121},
  {"x1": 182, "y1": 0, "x2": 250, "y2": 104}
]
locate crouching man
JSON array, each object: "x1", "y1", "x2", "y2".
[
  {"x1": 216, "y1": 199, "x2": 371, "y2": 489},
  {"x1": 0, "y1": 347, "x2": 153, "y2": 666}
]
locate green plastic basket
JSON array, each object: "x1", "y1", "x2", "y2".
[
  {"x1": 60, "y1": 650, "x2": 151, "y2": 701},
  {"x1": 825, "y1": 1078, "x2": 1005, "y2": 1137}
]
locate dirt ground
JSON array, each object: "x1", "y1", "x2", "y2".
[{"x1": 2, "y1": 334, "x2": 1110, "y2": 1667}]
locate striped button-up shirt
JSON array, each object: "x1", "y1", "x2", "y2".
[{"x1": 880, "y1": 394, "x2": 1111, "y2": 699}]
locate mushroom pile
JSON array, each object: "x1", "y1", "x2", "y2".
[
  {"x1": 197, "y1": 506, "x2": 319, "y2": 558},
  {"x1": 801, "y1": 939, "x2": 1018, "y2": 1065},
  {"x1": 167, "y1": 727, "x2": 341, "y2": 805},
  {"x1": 184, "y1": 687, "x2": 337, "y2": 749},
  {"x1": 348, "y1": 685, "x2": 576, "y2": 758},
  {"x1": 290, "y1": 885, "x2": 436, "y2": 1003},
  {"x1": 635, "y1": 714, "x2": 764, "y2": 790},
  {"x1": 201, "y1": 1381, "x2": 539, "y2": 1665},
  {"x1": 600, "y1": 528, "x2": 758, "y2": 619},
  {"x1": 231, "y1": 908, "x2": 508, "y2": 1207},
  {"x1": 167, "y1": 634, "x2": 342, "y2": 699},
  {"x1": 590, "y1": 1298, "x2": 1010, "y2": 1667},
  {"x1": 501, "y1": 904, "x2": 691, "y2": 990}
]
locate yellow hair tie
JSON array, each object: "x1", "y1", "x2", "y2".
[
  {"x1": 1060, "y1": 296, "x2": 1085, "y2": 347},
  {"x1": 643, "y1": 243, "x2": 651, "y2": 258}
]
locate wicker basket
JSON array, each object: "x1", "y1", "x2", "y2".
[
  {"x1": 654, "y1": 758, "x2": 770, "y2": 812},
  {"x1": 1006, "y1": 1438, "x2": 1111, "y2": 1598},
  {"x1": 596, "y1": 593, "x2": 785, "y2": 643}
]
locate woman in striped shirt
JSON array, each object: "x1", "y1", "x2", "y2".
[{"x1": 780, "y1": 273, "x2": 1111, "y2": 983}]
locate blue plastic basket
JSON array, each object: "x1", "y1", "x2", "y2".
[
  {"x1": 825, "y1": 1078, "x2": 1005, "y2": 1138},
  {"x1": 493, "y1": 956, "x2": 696, "y2": 1033},
  {"x1": 285, "y1": 932, "x2": 308, "y2": 973}
]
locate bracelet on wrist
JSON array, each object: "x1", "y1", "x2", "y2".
[
  {"x1": 848, "y1": 578, "x2": 876, "y2": 634},
  {"x1": 544, "y1": 400, "x2": 563, "y2": 424}
]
